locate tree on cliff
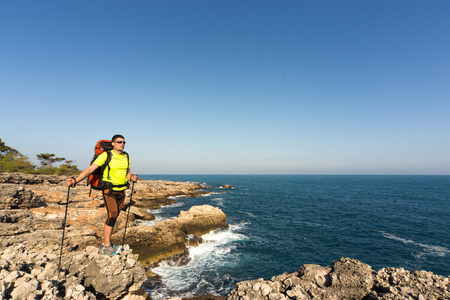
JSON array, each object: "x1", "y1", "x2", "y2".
[
  {"x1": 56, "y1": 160, "x2": 81, "y2": 176},
  {"x1": 36, "y1": 153, "x2": 80, "y2": 175},
  {"x1": 36, "y1": 153, "x2": 65, "y2": 168},
  {"x1": 0, "y1": 139, "x2": 35, "y2": 173}
]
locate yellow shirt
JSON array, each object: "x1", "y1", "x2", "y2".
[{"x1": 93, "y1": 151, "x2": 130, "y2": 191}]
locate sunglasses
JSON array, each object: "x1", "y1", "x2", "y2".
[{"x1": 114, "y1": 141, "x2": 126, "y2": 144}]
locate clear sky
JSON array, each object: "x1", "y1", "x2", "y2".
[{"x1": 1, "y1": 1, "x2": 449, "y2": 175}]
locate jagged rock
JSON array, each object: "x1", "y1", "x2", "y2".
[
  {"x1": 366, "y1": 267, "x2": 450, "y2": 299},
  {"x1": 0, "y1": 243, "x2": 147, "y2": 300},
  {"x1": 0, "y1": 184, "x2": 43, "y2": 209},
  {"x1": 227, "y1": 258, "x2": 450, "y2": 300},
  {"x1": 62, "y1": 245, "x2": 147, "y2": 299},
  {"x1": 228, "y1": 258, "x2": 373, "y2": 300},
  {"x1": 0, "y1": 209, "x2": 33, "y2": 223}
]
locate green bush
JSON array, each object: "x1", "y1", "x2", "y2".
[
  {"x1": 0, "y1": 139, "x2": 80, "y2": 175},
  {"x1": 0, "y1": 152, "x2": 36, "y2": 173}
]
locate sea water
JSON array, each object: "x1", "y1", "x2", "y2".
[{"x1": 138, "y1": 175, "x2": 450, "y2": 299}]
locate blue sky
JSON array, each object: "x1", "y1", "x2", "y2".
[{"x1": 1, "y1": 1, "x2": 449, "y2": 174}]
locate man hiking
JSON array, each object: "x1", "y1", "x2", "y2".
[{"x1": 66, "y1": 134, "x2": 138, "y2": 255}]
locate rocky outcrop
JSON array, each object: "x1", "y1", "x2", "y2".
[
  {"x1": 115, "y1": 205, "x2": 229, "y2": 265},
  {"x1": 227, "y1": 258, "x2": 450, "y2": 300},
  {"x1": 131, "y1": 180, "x2": 211, "y2": 209},
  {"x1": 0, "y1": 243, "x2": 147, "y2": 300},
  {"x1": 368, "y1": 267, "x2": 449, "y2": 299},
  {"x1": 0, "y1": 172, "x2": 68, "y2": 185}
]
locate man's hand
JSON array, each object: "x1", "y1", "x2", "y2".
[
  {"x1": 130, "y1": 174, "x2": 138, "y2": 182},
  {"x1": 66, "y1": 177, "x2": 77, "y2": 187}
]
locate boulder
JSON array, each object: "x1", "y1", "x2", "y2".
[
  {"x1": 176, "y1": 204, "x2": 229, "y2": 236},
  {"x1": 115, "y1": 205, "x2": 229, "y2": 265},
  {"x1": 129, "y1": 206, "x2": 155, "y2": 221}
]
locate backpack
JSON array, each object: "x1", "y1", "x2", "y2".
[{"x1": 87, "y1": 140, "x2": 129, "y2": 195}]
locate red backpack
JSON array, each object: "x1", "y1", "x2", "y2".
[{"x1": 87, "y1": 140, "x2": 129, "y2": 194}]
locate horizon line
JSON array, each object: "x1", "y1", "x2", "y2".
[{"x1": 136, "y1": 173, "x2": 450, "y2": 176}]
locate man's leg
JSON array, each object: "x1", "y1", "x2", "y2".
[
  {"x1": 103, "y1": 224, "x2": 113, "y2": 246},
  {"x1": 102, "y1": 189, "x2": 125, "y2": 246}
]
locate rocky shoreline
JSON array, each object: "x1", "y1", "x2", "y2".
[
  {"x1": 0, "y1": 172, "x2": 228, "y2": 299},
  {"x1": 228, "y1": 258, "x2": 449, "y2": 300},
  {"x1": 1, "y1": 172, "x2": 449, "y2": 300}
]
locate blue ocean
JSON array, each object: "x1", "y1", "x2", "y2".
[{"x1": 138, "y1": 175, "x2": 450, "y2": 299}]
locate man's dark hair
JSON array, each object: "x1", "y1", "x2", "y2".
[{"x1": 111, "y1": 134, "x2": 125, "y2": 142}]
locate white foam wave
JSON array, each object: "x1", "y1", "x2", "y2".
[
  {"x1": 135, "y1": 215, "x2": 166, "y2": 227},
  {"x1": 168, "y1": 195, "x2": 187, "y2": 200},
  {"x1": 149, "y1": 207, "x2": 162, "y2": 214},
  {"x1": 149, "y1": 223, "x2": 248, "y2": 299},
  {"x1": 211, "y1": 197, "x2": 225, "y2": 207},
  {"x1": 380, "y1": 231, "x2": 449, "y2": 257},
  {"x1": 238, "y1": 211, "x2": 256, "y2": 218},
  {"x1": 167, "y1": 201, "x2": 185, "y2": 208},
  {"x1": 136, "y1": 202, "x2": 184, "y2": 227},
  {"x1": 200, "y1": 192, "x2": 220, "y2": 197}
]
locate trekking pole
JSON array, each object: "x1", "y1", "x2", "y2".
[
  {"x1": 58, "y1": 186, "x2": 70, "y2": 270},
  {"x1": 122, "y1": 181, "x2": 135, "y2": 245}
]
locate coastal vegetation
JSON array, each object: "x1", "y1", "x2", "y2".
[{"x1": 0, "y1": 139, "x2": 80, "y2": 175}]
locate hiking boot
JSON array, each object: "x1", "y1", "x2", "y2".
[{"x1": 101, "y1": 243, "x2": 118, "y2": 256}]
